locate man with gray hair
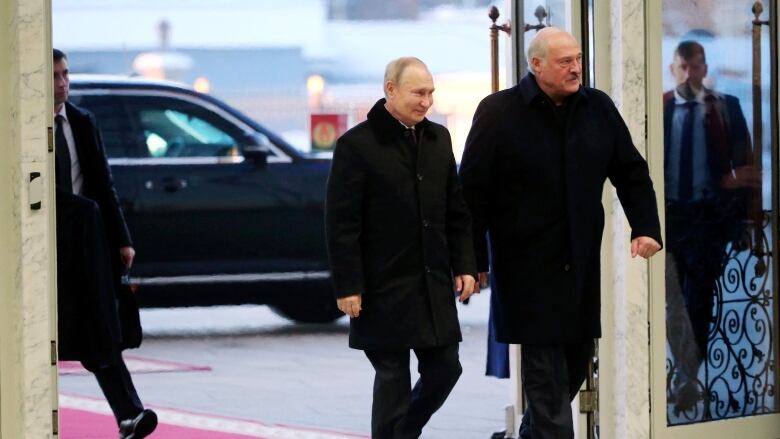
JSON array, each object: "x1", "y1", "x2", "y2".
[
  {"x1": 460, "y1": 28, "x2": 663, "y2": 437},
  {"x1": 326, "y1": 57, "x2": 477, "y2": 438}
]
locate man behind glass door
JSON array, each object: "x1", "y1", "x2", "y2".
[{"x1": 663, "y1": 40, "x2": 760, "y2": 415}]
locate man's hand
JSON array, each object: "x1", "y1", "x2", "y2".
[
  {"x1": 119, "y1": 246, "x2": 135, "y2": 270},
  {"x1": 337, "y1": 294, "x2": 362, "y2": 318},
  {"x1": 631, "y1": 236, "x2": 661, "y2": 259},
  {"x1": 478, "y1": 272, "x2": 489, "y2": 290},
  {"x1": 455, "y1": 274, "x2": 476, "y2": 303}
]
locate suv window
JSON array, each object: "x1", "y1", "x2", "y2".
[
  {"x1": 124, "y1": 95, "x2": 243, "y2": 159},
  {"x1": 69, "y1": 94, "x2": 132, "y2": 158}
]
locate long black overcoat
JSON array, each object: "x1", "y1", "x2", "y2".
[
  {"x1": 459, "y1": 74, "x2": 662, "y2": 344},
  {"x1": 57, "y1": 102, "x2": 138, "y2": 363},
  {"x1": 326, "y1": 99, "x2": 477, "y2": 350}
]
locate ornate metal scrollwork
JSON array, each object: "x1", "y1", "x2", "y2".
[{"x1": 667, "y1": 214, "x2": 776, "y2": 424}]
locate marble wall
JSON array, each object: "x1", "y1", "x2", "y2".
[
  {"x1": 0, "y1": 0, "x2": 57, "y2": 437},
  {"x1": 599, "y1": 0, "x2": 653, "y2": 438}
]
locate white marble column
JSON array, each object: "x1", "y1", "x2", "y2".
[
  {"x1": 598, "y1": 0, "x2": 653, "y2": 438},
  {"x1": 0, "y1": 0, "x2": 57, "y2": 438}
]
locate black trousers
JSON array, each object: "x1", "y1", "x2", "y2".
[
  {"x1": 364, "y1": 343, "x2": 462, "y2": 439},
  {"x1": 665, "y1": 201, "x2": 737, "y2": 390},
  {"x1": 82, "y1": 352, "x2": 144, "y2": 425},
  {"x1": 518, "y1": 340, "x2": 594, "y2": 439}
]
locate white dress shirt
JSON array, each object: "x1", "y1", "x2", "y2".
[
  {"x1": 55, "y1": 105, "x2": 84, "y2": 195},
  {"x1": 666, "y1": 88, "x2": 712, "y2": 201}
]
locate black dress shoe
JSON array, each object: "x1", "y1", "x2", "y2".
[{"x1": 118, "y1": 409, "x2": 158, "y2": 439}]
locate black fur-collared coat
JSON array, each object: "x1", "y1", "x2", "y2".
[{"x1": 326, "y1": 99, "x2": 477, "y2": 350}]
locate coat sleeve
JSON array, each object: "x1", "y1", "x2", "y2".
[
  {"x1": 458, "y1": 96, "x2": 499, "y2": 272},
  {"x1": 724, "y1": 95, "x2": 751, "y2": 169},
  {"x1": 85, "y1": 112, "x2": 133, "y2": 248},
  {"x1": 325, "y1": 136, "x2": 366, "y2": 298},
  {"x1": 444, "y1": 132, "x2": 478, "y2": 278},
  {"x1": 605, "y1": 99, "x2": 663, "y2": 247},
  {"x1": 724, "y1": 95, "x2": 753, "y2": 221}
]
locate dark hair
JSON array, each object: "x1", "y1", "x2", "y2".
[
  {"x1": 675, "y1": 40, "x2": 706, "y2": 63},
  {"x1": 53, "y1": 48, "x2": 67, "y2": 62}
]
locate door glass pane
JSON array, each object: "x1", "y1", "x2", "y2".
[
  {"x1": 520, "y1": 0, "x2": 569, "y2": 77},
  {"x1": 662, "y1": 0, "x2": 777, "y2": 425}
]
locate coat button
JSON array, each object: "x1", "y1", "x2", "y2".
[
  {"x1": 564, "y1": 263, "x2": 571, "y2": 272},
  {"x1": 417, "y1": 173, "x2": 424, "y2": 181},
  {"x1": 422, "y1": 219, "x2": 430, "y2": 228}
]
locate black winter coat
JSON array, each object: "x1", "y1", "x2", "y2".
[
  {"x1": 57, "y1": 102, "x2": 138, "y2": 363},
  {"x1": 326, "y1": 99, "x2": 477, "y2": 350},
  {"x1": 459, "y1": 74, "x2": 662, "y2": 344}
]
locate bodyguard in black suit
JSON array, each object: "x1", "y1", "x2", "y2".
[
  {"x1": 459, "y1": 29, "x2": 662, "y2": 438},
  {"x1": 53, "y1": 49, "x2": 157, "y2": 439},
  {"x1": 326, "y1": 57, "x2": 477, "y2": 439},
  {"x1": 663, "y1": 41, "x2": 759, "y2": 413}
]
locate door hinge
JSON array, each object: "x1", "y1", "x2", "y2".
[
  {"x1": 579, "y1": 389, "x2": 598, "y2": 413},
  {"x1": 51, "y1": 340, "x2": 57, "y2": 366},
  {"x1": 48, "y1": 126, "x2": 54, "y2": 152},
  {"x1": 52, "y1": 409, "x2": 59, "y2": 435}
]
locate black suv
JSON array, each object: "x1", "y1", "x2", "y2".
[{"x1": 69, "y1": 75, "x2": 340, "y2": 323}]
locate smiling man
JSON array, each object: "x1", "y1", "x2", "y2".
[
  {"x1": 459, "y1": 28, "x2": 663, "y2": 438},
  {"x1": 325, "y1": 57, "x2": 477, "y2": 439}
]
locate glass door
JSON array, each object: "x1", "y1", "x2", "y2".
[{"x1": 650, "y1": 0, "x2": 780, "y2": 436}]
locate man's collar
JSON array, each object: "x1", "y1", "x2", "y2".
[
  {"x1": 383, "y1": 102, "x2": 415, "y2": 130},
  {"x1": 519, "y1": 73, "x2": 587, "y2": 106},
  {"x1": 367, "y1": 98, "x2": 431, "y2": 143},
  {"x1": 55, "y1": 103, "x2": 68, "y2": 120},
  {"x1": 673, "y1": 85, "x2": 707, "y2": 105}
]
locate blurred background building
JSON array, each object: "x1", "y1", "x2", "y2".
[{"x1": 55, "y1": 0, "x2": 506, "y2": 157}]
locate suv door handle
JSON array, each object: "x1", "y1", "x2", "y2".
[{"x1": 161, "y1": 177, "x2": 188, "y2": 192}]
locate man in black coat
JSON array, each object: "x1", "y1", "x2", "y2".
[
  {"x1": 54, "y1": 49, "x2": 157, "y2": 439},
  {"x1": 459, "y1": 28, "x2": 663, "y2": 438},
  {"x1": 326, "y1": 57, "x2": 477, "y2": 439}
]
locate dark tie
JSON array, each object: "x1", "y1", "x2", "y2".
[
  {"x1": 406, "y1": 127, "x2": 417, "y2": 145},
  {"x1": 678, "y1": 101, "x2": 697, "y2": 202},
  {"x1": 404, "y1": 128, "x2": 418, "y2": 162},
  {"x1": 55, "y1": 114, "x2": 73, "y2": 194}
]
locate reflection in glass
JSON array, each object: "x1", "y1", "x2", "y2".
[
  {"x1": 662, "y1": 1, "x2": 776, "y2": 425},
  {"x1": 519, "y1": 0, "x2": 566, "y2": 77}
]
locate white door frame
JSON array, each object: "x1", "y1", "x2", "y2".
[{"x1": 646, "y1": 0, "x2": 780, "y2": 437}]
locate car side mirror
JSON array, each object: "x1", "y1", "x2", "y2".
[{"x1": 241, "y1": 133, "x2": 270, "y2": 168}]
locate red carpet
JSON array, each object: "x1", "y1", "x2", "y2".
[
  {"x1": 60, "y1": 407, "x2": 262, "y2": 438},
  {"x1": 59, "y1": 355, "x2": 211, "y2": 376},
  {"x1": 59, "y1": 394, "x2": 369, "y2": 439}
]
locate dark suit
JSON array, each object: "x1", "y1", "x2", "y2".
[
  {"x1": 663, "y1": 89, "x2": 751, "y2": 408},
  {"x1": 56, "y1": 101, "x2": 144, "y2": 425},
  {"x1": 326, "y1": 99, "x2": 476, "y2": 438},
  {"x1": 459, "y1": 74, "x2": 662, "y2": 437}
]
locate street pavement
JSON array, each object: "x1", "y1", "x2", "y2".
[{"x1": 59, "y1": 289, "x2": 512, "y2": 439}]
